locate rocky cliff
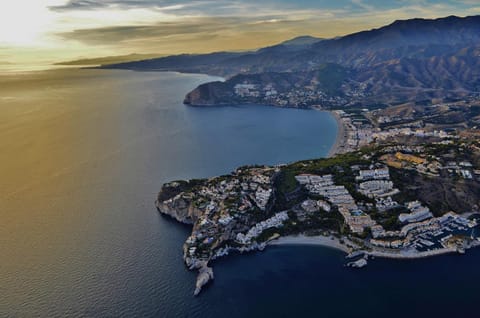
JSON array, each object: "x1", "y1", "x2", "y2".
[
  {"x1": 183, "y1": 80, "x2": 234, "y2": 106},
  {"x1": 155, "y1": 197, "x2": 199, "y2": 225},
  {"x1": 155, "y1": 180, "x2": 204, "y2": 224}
]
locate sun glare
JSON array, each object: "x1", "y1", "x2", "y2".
[{"x1": 0, "y1": 1, "x2": 61, "y2": 46}]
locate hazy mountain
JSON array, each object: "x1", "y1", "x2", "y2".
[
  {"x1": 301, "y1": 15, "x2": 480, "y2": 68},
  {"x1": 55, "y1": 53, "x2": 165, "y2": 66},
  {"x1": 101, "y1": 52, "x2": 245, "y2": 75},
  {"x1": 100, "y1": 36, "x2": 321, "y2": 75},
  {"x1": 281, "y1": 35, "x2": 323, "y2": 46}
]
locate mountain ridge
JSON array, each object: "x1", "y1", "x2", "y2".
[{"x1": 103, "y1": 15, "x2": 480, "y2": 107}]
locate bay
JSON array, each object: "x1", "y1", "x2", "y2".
[{"x1": 0, "y1": 69, "x2": 337, "y2": 317}]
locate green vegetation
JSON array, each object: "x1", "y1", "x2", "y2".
[
  {"x1": 276, "y1": 152, "x2": 368, "y2": 192},
  {"x1": 276, "y1": 169, "x2": 299, "y2": 194},
  {"x1": 369, "y1": 206, "x2": 406, "y2": 231},
  {"x1": 276, "y1": 208, "x2": 345, "y2": 236},
  {"x1": 255, "y1": 228, "x2": 280, "y2": 243},
  {"x1": 157, "y1": 179, "x2": 205, "y2": 202},
  {"x1": 224, "y1": 195, "x2": 240, "y2": 208},
  {"x1": 313, "y1": 63, "x2": 348, "y2": 95}
]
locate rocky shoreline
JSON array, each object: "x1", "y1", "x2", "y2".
[
  {"x1": 157, "y1": 195, "x2": 274, "y2": 295},
  {"x1": 155, "y1": 196, "x2": 266, "y2": 296}
]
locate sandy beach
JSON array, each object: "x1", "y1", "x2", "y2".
[
  {"x1": 327, "y1": 111, "x2": 347, "y2": 158},
  {"x1": 269, "y1": 234, "x2": 352, "y2": 254}
]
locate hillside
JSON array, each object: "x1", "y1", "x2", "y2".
[{"x1": 105, "y1": 15, "x2": 480, "y2": 107}]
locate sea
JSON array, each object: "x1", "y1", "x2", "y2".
[{"x1": 0, "y1": 70, "x2": 479, "y2": 317}]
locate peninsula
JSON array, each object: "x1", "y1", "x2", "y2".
[{"x1": 157, "y1": 135, "x2": 480, "y2": 295}]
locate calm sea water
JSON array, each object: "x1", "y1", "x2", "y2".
[{"x1": 0, "y1": 70, "x2": 478, "y2": 317}]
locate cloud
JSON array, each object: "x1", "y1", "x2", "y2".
[
  {"x1": 55, "y1": 15, "x2": 317, "y2": 53},
  {"x1": 4, "y1": 0, "x2": 480, "y2": 69},
  {"x1": 53, "y1": 0, "x2": 480, "y2": 56},
  {"x1": 50, "y1": 0, "x2": 185, "y2": 11},
  {"x1": 57, "y1": 17, "x2": 232, "y2": 44},
  {"x1": 49, "y1": 0, "x2": 265, "y2": 15},
  {"x1": 48, "y1": 0, "x2": 480, "y2": 30},
  {"x1": 350, "y1": 0, "x2": 375, "y2": 11}
]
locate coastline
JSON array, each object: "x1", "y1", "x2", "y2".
[
  {"x1": 327, "y1": 110, "x2": 347, "y2": 158},
  {"x1": 269, "y1": 234, "x2": 480, "y2": 260},
  {"x1": 366, "y1": 248, "x2": 457, "y2": 259},
  {"x1": 368, "y1": 240, "x2": 480, "y2": 260}
]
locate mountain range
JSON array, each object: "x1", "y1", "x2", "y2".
[{"x1": 103, "y1": 15, "x2": 480, "y2": 108}]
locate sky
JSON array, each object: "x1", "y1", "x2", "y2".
[{"x1": 0, "y1": 0, "x2": 479, "y2": 70}]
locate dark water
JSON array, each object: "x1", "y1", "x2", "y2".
[
  {"x1": 206, "y1": 245, "x2": 480, "y2": 318},
  {"x1": 1, "y1": 69, "x2": 478, "y2": 317},
  {"x1": 0, "y1": 69, "x2": 334, "y2": 317}
]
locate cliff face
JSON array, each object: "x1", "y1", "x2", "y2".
[
  {"x1": 155, "y1": 198, "x2": 201, "y2": 224},
  {"x1": 156, "y1": 181, "x2": 204, "y2": 224},
  {"x1": 184, "y1": 81, "x2": 233, "y2": 106}
]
